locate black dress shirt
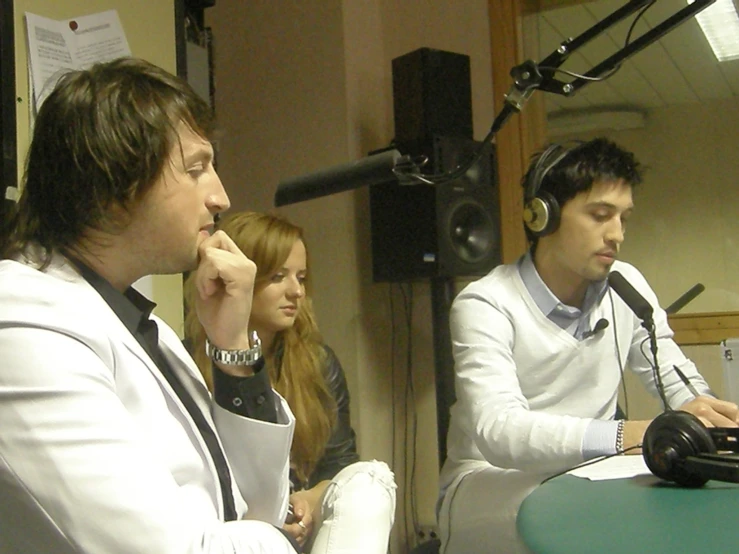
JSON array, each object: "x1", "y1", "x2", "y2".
[
  {"x1": 70, "y1": 261, "x2": 238, "y2": 521},
  {"x1": 70, "y1": 260, "x2": 299, "y2": 551}
]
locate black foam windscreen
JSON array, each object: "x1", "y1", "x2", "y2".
[
  {"x1": 582, "y1": 318, "x2": 609, "y2": 339},
  {"x1": 275, "y1": 149, "x2": 401, "y2": 207},
  {"x1": 607, "y1": 271, "x2": 654, "y2": 322},
  {"x1": 664, "y1": 283, "x2": 706, "y2": 315}
]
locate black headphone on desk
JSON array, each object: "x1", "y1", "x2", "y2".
[
  {"x1": 642, "y1": 411, "x2": 739, "y2": 487},
  {"x1": 522, "y1": 142, "x2": 583, "y2": 237}
]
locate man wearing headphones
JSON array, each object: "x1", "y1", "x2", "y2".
[{"x1": 437, "y1": 137, "x2": 739, "y2": 553}]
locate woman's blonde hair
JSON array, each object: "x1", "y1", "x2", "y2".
[{"x1": 184, "y1": 211, "x2": 336, "y2": 484}]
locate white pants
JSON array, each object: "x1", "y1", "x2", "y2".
[
  {"x1": 307, "y1": 460, "x2": 396, "y2": 554},
  {"x1": 438, "y1": 467, "x2": 542, "y2": 554}
]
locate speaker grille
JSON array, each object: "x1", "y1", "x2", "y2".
[
  {"x1": 369, "y1": 136, "x2": 500, "y2": 282},
  {"x1": 446, "y1": 199, "x2": 497, "y2": 264},
  {"x1": 434, "y1": 136, "x2": 500, "y2": 278}
]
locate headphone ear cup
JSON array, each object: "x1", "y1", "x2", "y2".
[
  {"x1": 523, "y1": 190, "x2": 560, "y2": 237},
  {"x1": 642, "y1": 411, "x2": 716, "y2": 487}
]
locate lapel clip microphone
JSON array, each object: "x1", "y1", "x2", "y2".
[{"x1": 583, "y1": 318, "x2": 609, "y2": 339}]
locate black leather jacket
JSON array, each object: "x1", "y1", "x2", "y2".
[{"x1": 294, "y1": 345, "x2": 359, "y2": 491}]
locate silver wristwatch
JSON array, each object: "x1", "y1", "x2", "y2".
[{"x1": 205, "y1": 331, "x2": 262, "y2": 366}]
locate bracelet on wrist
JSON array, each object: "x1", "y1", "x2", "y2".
[
  {"x1": 615, "y1": 419, "x2": 625, "y2": 453},
  {"x1": 205, "y1": 331, "x2": 262, "y2": 366}
]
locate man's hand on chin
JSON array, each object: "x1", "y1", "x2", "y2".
[{"x1": 192, "y1": 230, "x2": 256, "y2": 354}]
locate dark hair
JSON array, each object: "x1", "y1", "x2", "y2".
[
  {"x1": 522, "y1": 137, "x2": 643, "y2": 245},
  {"x1": 1, "y1": 57, "x2": 215, "y2": 263}
]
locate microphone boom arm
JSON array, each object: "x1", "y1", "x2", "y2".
[
  {"x1": 399, "y1": 0, "x2": 716, "y2": 187},
  {"x1": 504, "y1": 0, "x2": 715, "y2": 108}
]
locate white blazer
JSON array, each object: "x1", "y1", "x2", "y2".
[{"x1": 0, "y1": 254, "x2": 297, "y2": 553}]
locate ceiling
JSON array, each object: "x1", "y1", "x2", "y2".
[{"x1": 533, "y1": 0, "x2": 739, "y2": 132}]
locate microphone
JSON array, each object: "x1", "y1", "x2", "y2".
[
  {"x1": 606, "y1": 271, "x2": 737, "y2": 488},
  {"x1": 582, "y1": 318, "x2": 609, "y2": 339},
  {"x1": 608, "y1": 269, "x2": 667, "y2": 411},
  {"x1": 274, "y1": 149, "x2": 403, "y2": 207},
  {"x1": 665, "y1": 283, "x2": 705, "y2": 315},
  {"x1": 607, "y1": 271, "x2": 653, "y2": 325}
]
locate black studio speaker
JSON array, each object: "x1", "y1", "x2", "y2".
[
  {"x1": 369, "y1": 136, "x2": 500, "y2": 282},
  {"x1": 371, "y1": 47, "x2": 498, "y2": 282},
  {"x1": 392, "y1": 47, "x2": 473, "y2": 148}
]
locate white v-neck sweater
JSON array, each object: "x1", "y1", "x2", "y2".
[{"x1": 440, "y1": 259, "x2": 710, "y2": 487}]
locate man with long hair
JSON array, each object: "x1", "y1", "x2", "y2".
[{"x1": 0, "y1": 58, "x2": 299, "y2": 552}]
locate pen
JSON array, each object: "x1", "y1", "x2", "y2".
[{"x1": 673, "y1": 365, "x2": 701, "y2": 398}]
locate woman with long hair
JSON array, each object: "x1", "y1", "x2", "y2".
[{"x1": 185, "y1": 211, "x2": 395, "y2": 553}]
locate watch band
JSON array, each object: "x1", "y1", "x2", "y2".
[{"x1": 205, "y1": 331, "x2": 262, "y2": 366}]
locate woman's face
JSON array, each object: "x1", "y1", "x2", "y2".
[{"x1": 250, "y1": 239, "x2": 307, "y2": 341}]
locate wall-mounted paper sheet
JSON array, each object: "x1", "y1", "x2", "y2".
[{"x1": 25, "y1": 9, "x2": 131, "y2": 112}]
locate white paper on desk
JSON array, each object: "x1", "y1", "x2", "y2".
[
  {"x1": 25, "y1": 10, "x2": 131, "y2": 113},
  {"x1": 567, "y1": 455, "x2": 652, "y2": 481}
]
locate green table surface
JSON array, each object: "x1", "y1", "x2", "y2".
[{"x1": 517, "y1": 473, "x2": 739, "y2": 553}]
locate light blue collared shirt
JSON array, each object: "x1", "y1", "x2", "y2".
[{"x1": 518, "y1": 252, "x2": 608, "y2": 340}]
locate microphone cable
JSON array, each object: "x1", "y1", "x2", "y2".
[
  {"x1": 608, "y1": 288, "x2": 629, "y2": 419},
  {"x1": 608, "y1": 271, "x2": 670, "y2": 412},
  {"x1": 536, "y1": 289, "x2": 636, "y2": 487},
  {"x1": 539, "y1": 444, "x2": 643, "y2": 485},
  {"x1": 537, "y1": 289, "x2": 641, "y2": 487},
  {"x1": 537, "y1": 0, "x2": 657, "y2": 87},
  {"x1": 639, "y1": 334, "x2": 672, "y2": 412}
]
